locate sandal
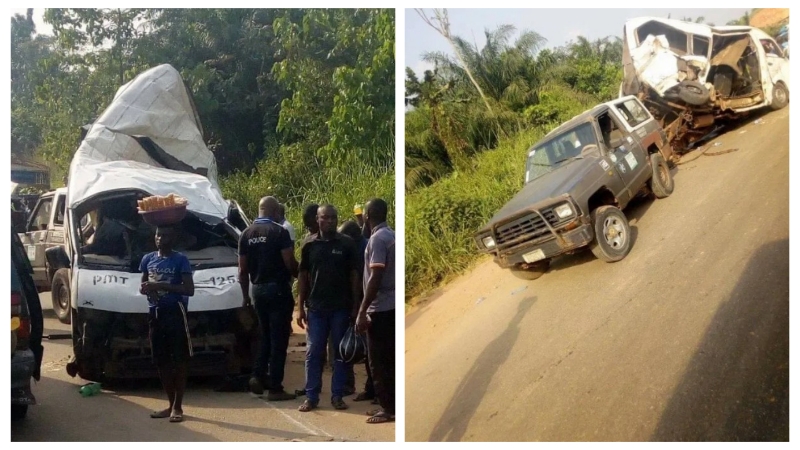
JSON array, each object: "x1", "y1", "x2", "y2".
[
  {"x1": 366, "y1": 412, "x2": 395, "y2": 424},
  {"x1": 169, "y1": 414, "x2": 184, "y2": 423},
  {"x1": 331, "y1": 397, "x2": 349, "y2": 410},
  {"x1": 366, "y1": 408, "x2": 383, "y2": 416},
  {"x1": 298, "y1": 399, "x2": 318, "y2": 412},
  {"x1": 150, "y1": 409, "x2": 171, "y2": 419}
]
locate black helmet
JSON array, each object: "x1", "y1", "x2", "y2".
[{"x1": 339, "y1": 325, "x2": 367, "y2": 364}]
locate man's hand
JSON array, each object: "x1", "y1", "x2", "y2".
[
  {"x1": 356, "y1": 311, "x2": 370, "y2": 334},
  {"x1": 242, "y1": 294, "x2": 252, "y2": 308},
  {"x1": 296, "y1": 308, "x2": 307, "y2": 330},
  {"x1": 140, "y1": 281, "x2": 163, "y2": 294}
]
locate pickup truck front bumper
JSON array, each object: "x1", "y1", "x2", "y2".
[{"x1": 492, "y1": 221, "x2": 594, "y2": 269}]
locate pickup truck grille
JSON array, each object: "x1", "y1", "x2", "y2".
[{"x1": 495, "y1": 208, "x2": 566, "y2": 246}]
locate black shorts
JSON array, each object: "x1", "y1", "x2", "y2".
[{"x1": 149, "y1": 303, "x2": 193, "y2": 366}]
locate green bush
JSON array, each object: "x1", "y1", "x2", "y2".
[{"x1": 221, "y1": 144, "x2": 395, "y2": 240}]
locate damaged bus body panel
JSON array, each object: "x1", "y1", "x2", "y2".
[
  {"x1": 621, "y1": 17, "x2": 789, "y2": 155},
  {"x1": 62, "y1": 64, "x2": 254, "y2": 380}
]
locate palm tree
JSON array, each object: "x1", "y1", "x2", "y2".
[{"x1": 420, "y1": 23, "x2": 551, "y2": 112}]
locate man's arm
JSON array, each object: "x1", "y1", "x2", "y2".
[
  {"x1": 356, "y1": 237, "x2": 386, "y2": 333},
  {"x1": 238, "y1": 255, "x2": 251, "y2": 307},
  {"x1": 237, "y1": 232, "x2": 251, "y2": 307},
  {"x1": 296, "y1": 270, "x2": 309, "y2": 329},
  {"x1": 350, "y1": 269, "x2": 362, "y2": 318},
  {"x1": 281, "y1": 248, "x2": 298, "y2": 278},
  {"x1": 359, "y1": 267, "x2": 384, "y2": 315},
  {"x1": 296, "y1": 242, "x2": 310, "y2": 329}
]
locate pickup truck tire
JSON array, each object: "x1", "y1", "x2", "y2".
[
  {"x1": 771, "y1": 82, "x2": 788, "y2": 110},
  {"x1": 509, "y1": 260, "x2": 550, "y2": 281},
  {"x1": 649, "y1": 153, "x2": 674, "y2": 199},
  {"x1": 589, "y1": 206, "x2": 632, "y2": 263},
  {"x1": 678, "y1": 81, "x2": 710, "y2": 106},
  {"x1": 52, "y1": 269, "x2": 71, "y2": 324}
]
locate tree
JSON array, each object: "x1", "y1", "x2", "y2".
[
  {"x1": 415, "y1": 8, "x2": 494, "y2": 115},
  {"x1": 272, "y1": 9, "x2": 395, "y2": 167}
]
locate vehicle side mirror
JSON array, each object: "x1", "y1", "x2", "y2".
[{"x1": 45, "y1": 245, "x2": 71, "y2": 270}]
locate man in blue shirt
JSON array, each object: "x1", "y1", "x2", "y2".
[{"x1": 139, "y1": 225, "x2": 194, "y2": 423}]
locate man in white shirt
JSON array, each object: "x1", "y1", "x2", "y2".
[{"x1": 277, "y1": 203, "x2": 297, "y2": 244}]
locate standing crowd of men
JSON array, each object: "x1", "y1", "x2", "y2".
[{"x1": 237, "y1": 197, "x2": 396, "y2": 424}]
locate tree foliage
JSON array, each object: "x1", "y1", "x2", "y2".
[
  {"x1": 11, "y1": 8, "x2": 395, "y2": 188},
  {"x1": 405, "y1": 14, "x2": 624, "y2": 191}
]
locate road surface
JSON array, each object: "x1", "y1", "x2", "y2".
[
  {"x1": 11, "y1": 293, "x2": 394, "y2": 442},
  {"x1": 405, "y1": 108, "x2": 789, "y2": 441}
]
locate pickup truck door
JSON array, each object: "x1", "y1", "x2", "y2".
[
  {"x1": 21, "y1": 195, "x2": 54, "y2": 287},
  {"x1": 610, "y1": 101, "x2": 652, "y2": 192},
  {"x1": 597, "y1": 112, "x2": 647, "y2": 208}
]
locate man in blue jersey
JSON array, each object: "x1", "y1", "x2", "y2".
[{"x1": 140, "y1": 225, "x2": 195, "y2": 423}]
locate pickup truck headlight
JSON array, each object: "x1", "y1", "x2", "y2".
[
  {"x1": 482, "y1": 236, "x2": 496, "y2": 249},
  {"x1": 554, "y1": 203, "x2": 574, "y2": 219}
]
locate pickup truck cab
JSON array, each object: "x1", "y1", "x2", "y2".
[
  {"x1": 474, "y1": 96, "x2": 674, "y2": 280},
  {"x1": 17, "y1": 188, "x2": 92, "y2": 324}
]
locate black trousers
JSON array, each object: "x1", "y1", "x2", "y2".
[
  {"x1": 251, "y1": 282, "x2": 294, "y2": 391},
  {"x1": 367, "y1": 309, "x2": 395, "y2": 414}
]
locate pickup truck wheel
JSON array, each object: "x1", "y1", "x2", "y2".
[
  {"x1": 589, "y1": 206, "x2": 632, "y2": 262},
  {"x1": 509, "y1": 260, "x2": 550, "y2": 281},
  {"x1": 678, "y1": 81, "x2": 710, "y2": 106},
  {"x1": 52, "y1": 269, "x2": 71, "y2": 324},
  {"x1": 649, "y1": 153, "x2": 674, "y2": 199},
  {"x1": 771, "y1": 82, "x2": 788, "y2": 110}
]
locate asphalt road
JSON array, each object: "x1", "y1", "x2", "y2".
[
  {"x1": 11, "y1": 293, "x2": 394, "y2": 442},
  {"x1": 405, "y1": 108, "x2": 789, "y2": 441}
]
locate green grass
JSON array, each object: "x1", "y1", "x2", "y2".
[
  {"x1": 405, "y1": 127, "x2": 551, "y2": 301},
  {"x1": 220, "y1": 149, "x2": 395, "y2": 240}
]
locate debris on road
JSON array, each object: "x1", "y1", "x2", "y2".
[
  {"x1": 476, "y1": 297, "x2": 486, "y2": 305},
  {"x1": 511, "y1": 286, "x2": 527, "y2": 295},
  {"x1": 754, "y1": 118, "x2": 766, "y2": 125},
  {"x1": 713, "y1": 142, "x2": 722, "y2": 147}
]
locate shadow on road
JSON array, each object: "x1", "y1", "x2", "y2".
[
  {"x1": 188, "y1": 415, "x2": 311, "y2": 440},
  {"x1": 651, "y1": 239, "x2": 789, "y2": 441},
  {"x1": 11, "y1": 376, "x2": 216, "y2": 441},
  {"x1": 426, "y1": 296, "x2": 537, "y2": 442}
]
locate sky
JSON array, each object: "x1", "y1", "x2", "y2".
[
  {"x1": 10, "y1": 8, "x2": 53, "y2": 35},
  {"x1": 406, "y1": 8, "x2": 750, "y2": 77}
]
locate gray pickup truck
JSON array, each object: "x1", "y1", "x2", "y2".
[{"x1": 474, "y1": 95, "x2": 675, "y2": 280}]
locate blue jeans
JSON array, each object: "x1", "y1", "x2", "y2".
[
  {"x1": 305, "y1": 308, "x2": 350, "y2": 403},
  {"x1": 251, "y1": 282, "x2": 294, "y2": 392}
]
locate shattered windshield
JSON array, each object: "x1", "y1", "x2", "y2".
[{"x1": 525, "y1": 122, "x2": 598, "y2": 184}]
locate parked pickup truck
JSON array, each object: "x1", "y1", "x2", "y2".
[
  {"x1": 474, "y1": 95, "x2": 674, "y2": 280},
  {"x1": 16, "y1": 188, "x2": 81, "y2": 324}
]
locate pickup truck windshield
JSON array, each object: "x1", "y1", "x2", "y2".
[{"x1": 525, "y1": 122, "x2": 598, "y2": 183}]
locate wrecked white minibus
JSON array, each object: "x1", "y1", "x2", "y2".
[
  {"x1": 621, "y1": 17, "x2": 789, "y2": 156},
  {"x1": 52, "y1": 64, "x2": 255, "y2": 380}
]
